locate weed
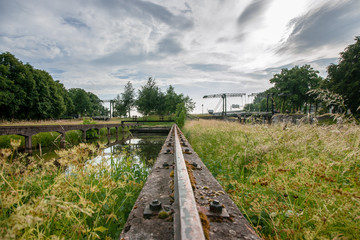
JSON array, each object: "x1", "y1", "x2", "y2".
[
  {"x1": 0, "y1": 143, "x2": 149, "y2": 239},
  {"x1": 184, "y1": 120, "x2": 360, "y2": 239}
]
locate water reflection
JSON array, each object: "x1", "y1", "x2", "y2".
[{"x1": 103, "y1": 134, "x2": 167, "y2": 168}]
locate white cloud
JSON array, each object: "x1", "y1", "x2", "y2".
[{"x1": 1, "y1": 0, "x2": 359, "y2": 113}]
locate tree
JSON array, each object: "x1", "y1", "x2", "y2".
[
  {"x1": 68, "y1": 88, "x2": 91, "y2": 117},
  {"x1": 113, "y1": 94, "x2": 127, "y2": 117},
  {"x1": 164, "y1": 85, "x2": 195, "y2": 114},
  {"x1": 269, "y1": 65, "x2": 323, "y2": 113},
  {"x1": 121, "y1": 81, "x2": 135, "y2": 117},
  {"x1": 175, "y1": 102, "x2": 186, "y2": 128},
  {"x1": 136, "y1": 77, "x2": 161, "y2": 116},
  {"x1": 326, "y1": 37, "x2": 360, "y2": 115}
]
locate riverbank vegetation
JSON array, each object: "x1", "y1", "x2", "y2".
[
  {"x1": 0, "y1": 141, "x2": 148, "y2": 239},
  {"x1": 184, "y1": 120, "x2": 360, "y2": 239}
]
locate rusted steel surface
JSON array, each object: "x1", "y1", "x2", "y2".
[
  {"x1": 120, "y1": 126, "x2": 175, "y2": 240},
  {"x1": 173, "y1": 126, "x2": 205, "y2": 240},
  {"x1": 120, "y1": 124, "x2": 261, "y2": 240}
]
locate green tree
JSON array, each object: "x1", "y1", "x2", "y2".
[
  {"x1": 113, "y1": 94, "x2": 127, "y2": 117},
  {"x1": 326, "y1": 37, "x2": 360, "y2": 115},
  {"x1": 269, "y1": 65, "x2": 322, "y2": 113},
  {"x1": 175, "y1": 102, "x2": 186, "y2": 128},
  {"x1": 164, "y1": 85, "x2": 195, "y2": 114},
  {"x1": 136, "y1": 77, "x2": 161, "y2": 116},
  {"x1": 0, "y1": 52, "x2": 37, "y2": 119},
  {"x1": 68, "y1": 88, "x2": 91, "y2": 117},
  {"x1": 121, "y1": 81, "x2": 135, "y2": 117}
]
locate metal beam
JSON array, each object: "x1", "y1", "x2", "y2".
[
  {"x1": 203, "y1": 93, "x2": 246, "y2": 98},
  {"x1": 173, "y1": 126, "x2": 205, "y2": 240}
]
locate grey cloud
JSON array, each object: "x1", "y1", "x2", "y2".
[
  {"x1": 278, "y1": 1, "x2": 360, "y2": 54},
  {"x1": 63, "y1": 17, "x2": 90, "y2": 30},
  {"x1": 93, "y1": 0, "x2": 193, "y2": 30},
  {"x1": 157, "y1": 35, "x2": 183, "y2": 54},
  {"x1": 188, "y1": 64, "x2": 230, "y2": 72},
  {"x1": 237, "y1": 0, "x2": 269, "y2": 27}
]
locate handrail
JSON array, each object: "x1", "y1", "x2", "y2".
[{"x1": 173, "y1": 125, "x2": 205, "y2": 240}]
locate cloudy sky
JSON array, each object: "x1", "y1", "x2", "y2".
[{"x1": 1, "y1": 0, "x2": 360, "y2": 113}]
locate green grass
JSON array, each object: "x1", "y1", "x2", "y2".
[
  {"x1": 184, "y1": 120, "x2": 360, "y2": 239},
  {"x1": 0, "y1": 142, "x2": 149, "y2": 239}
]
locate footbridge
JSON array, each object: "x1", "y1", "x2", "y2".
[{"x1": 0, "y1": 123, "x2": 137, "y2": 152}]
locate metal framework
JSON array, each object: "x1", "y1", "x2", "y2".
[{"x1": 203, "y1": 93, "x2": 246, "y2": 116}]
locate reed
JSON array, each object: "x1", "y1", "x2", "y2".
[{"x1": 0, "y1": 141, "x2": 148, "y2": 239}]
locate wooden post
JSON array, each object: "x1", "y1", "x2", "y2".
[{"x1": 82, "y1": 130, "x2": 87, "y2": 142}]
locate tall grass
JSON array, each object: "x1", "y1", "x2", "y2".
[
  {"x1": 184, "y1": 120, "x2": 360, "y2": 239},
  {"x1": 0, "y1": 141, "x2": 148, "y2": 239}
]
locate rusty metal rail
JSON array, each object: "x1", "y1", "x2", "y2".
[
  {"x1": 120, "y1": 124, "x2": 260, "y2": 239},
  {"x1": 173, "y1": 125, "x2": 205, "y2": 240}
]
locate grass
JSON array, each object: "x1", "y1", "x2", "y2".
[
  {"x1": 0, "y1": 141, "x2": 149, "y2": 239},
  {"x1": 184, "y1": 120, "x2": 360, "y2": 239}
]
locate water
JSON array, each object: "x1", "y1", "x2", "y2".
[
  {"x1": 98, "y1": 134, "x2": 167, "y2": 169},
  {"x1": 31, "y1": 133, "x2": 167, "y2": 166}
]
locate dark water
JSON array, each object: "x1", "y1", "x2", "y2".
[
  {"x1": 32, "y1": 133, "x2": 167, "y2": 167},
  {"x1": 101, "y1": 134, "x2": 167, "y2": 168}
]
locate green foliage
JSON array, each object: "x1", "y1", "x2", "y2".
[
  {"x1": 269, "y1": 64, "x2": 323, "y2": 113},
  {"x1": 136, "y1": 77, "x2": 161, "y2": 116},
  {"x1": 122, "y1": 81, "x2": 136, "y2": 117},
  {"x1": 114, "y1": 82, "x2": 135, "y2": 118},
  {"x1": 83, "y1": 117, "x2": 98, "y2": 139},
  {"x1": 0, "y1": 52, "x2": 106, "y2": 120},
  {"x1": 175, "y1": 102, "x2": 186, "y2": 128},
  {"x1": 135, "y1": 77, "x2": 195, "y2": 116},
  {"x1": 244, "y1": 92, "x2": 269, "y2": 112},
  {"x1": 326, "y1": 37, "x2": 360, "y2": 115},
  {"x1": 0, "y1": 143, "x2": 149, "y2": 239},
  {"x1": 185, "y1": 120, "x2": 360, "y2": 239}
]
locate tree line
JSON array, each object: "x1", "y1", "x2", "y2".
[
  {"x1": 0, "y1": 52, "x2": 106, "y2": 120},
  {"x1": 246, "y1": 37, "x2": 360, "y2": 117},
  {"x1": 113, "y1": 77, "x2": 194, "y2": 117},
  {"x1": 0, "y1": 52, "x2": 194, "y2": 120}
]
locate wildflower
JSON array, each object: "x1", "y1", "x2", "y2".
[{"x1": 10, "y1": 139, "x2": 21, "y2": 150}]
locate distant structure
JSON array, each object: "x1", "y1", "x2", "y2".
[{"x1": 203, "y1": 93, "x2": 246, "y2": 116}]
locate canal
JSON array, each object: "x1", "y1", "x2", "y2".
[{"x1": 31, "y1": 132, "x2": 168, "y2": 169}]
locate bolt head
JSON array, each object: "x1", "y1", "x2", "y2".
[
  {"x1": 150, "y1": 199, "x2": 162, "y2": 211},
  {"x1": 163, "y1": 162, "x2": 169, "y2": 167},
  {"x1": 210, "y1": 200, "x2": 223, "y2": 213}
]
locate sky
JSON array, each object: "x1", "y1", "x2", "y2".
[{"x1": 1, "y1": 0, "x2": 360, "y2": 114}]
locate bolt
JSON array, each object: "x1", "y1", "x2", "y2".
[
  {"x1": 167, "y1": 142, "x2": 172, "y2": 147},
  {"x1": 149, "y1": 199, "x2": 162, "y2": 211},
  {"x1": 210, "y1": 200, "x2": 223, "y2": 213},
  {"x1": 182, "y1": 142, "x2": 188, "y2": 147},
  {"x1": 165, "y1": 149, "x2": 171, "y2": 154},
  {"x1": 184, "y1": 148, "x2": 191, "y2": 154},
  {"x1": 163, "y1": 162, "x2": 169, "y2": 167},
  {"x1": 192, "y1": 162, "x2": 198, "y2": 167}
]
